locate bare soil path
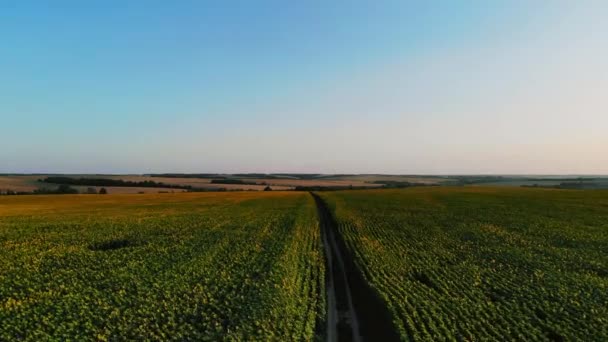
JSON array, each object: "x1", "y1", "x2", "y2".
[{"x1": 311, "y1": 193, "x2": 399, "y2": 342}]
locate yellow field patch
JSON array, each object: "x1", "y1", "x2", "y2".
[{"x1": 0, "y1": 191, "x2": 300, "y2": 218}]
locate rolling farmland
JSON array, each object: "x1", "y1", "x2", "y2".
[
  {"x1": 5, "y1": 1, "x2": 607, "y2": 340},
  {"x1": 1, "y1": 187, "x2": 607, "y2": 340},
  {"x1": 0, "y1": 192, "x2": 325, "y2": 340},
  {"x1": 318, "y1": 187, "x2": 608, "y2": 340}
]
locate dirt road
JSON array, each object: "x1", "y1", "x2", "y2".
[{"x1": 312, "y1": 192, "x2": 400, "y2": 342}]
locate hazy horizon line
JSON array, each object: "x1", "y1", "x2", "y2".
[{"x1": 2, "y1": 172, "x2": 608, "y2": 177}]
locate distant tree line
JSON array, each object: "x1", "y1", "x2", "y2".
[
  {"x1": 40, "y1": 177, "x2": 193, "y2": 190},
  {"x1": 210, "y1": 179, "x2": 257, "y2": 185},
  {"x1": 149, "y1": 173, "x2": 329, "y2": 180},
  {"x1": 294, "y1": 185, "x2": 356, "y2": 191},
  {"x1": 522, "y1": 181, "x2": 600, "y2": 190},
  {"x1": 445, "y1": 176, "x2": 505, "y2": 186},
  {"x1": 370, "y1": 181, "x2": 436, "y2": 188},
  {"x1": 0, "y1": 190, "x2": 30, "y2": 195},
  {"x1": 0, "y1": 185, "x2": 109, "y2": 195},
  {"x1": 231, "y1": 174, "x2": 294, "y2": 179},
  {"x1": 150, "y1": 174, "x2": 226, "y2": 179},
  {"x1": 294, "y1": 182, "x2": 438, "y2": 192},
  {"x1": 272, "y1": 174, "x2": 324, "y2": 180},
  {"x1": 525, "y1": 177, "x2": 596, "y2": 182}
]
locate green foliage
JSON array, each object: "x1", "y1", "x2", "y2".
[
  {"x1": 0, "y1": 193, "x2": 325, "y2": 340},
  {"x1": 57, "y1": 184, "x2": 79, "y2": 194},
  {"x1": 31, "y1": 184, "x2": 79, "y2": 195},
  {"x1": 320, "y1": 187, "x2": 608, "y2": 341},
  {"x1": 41, "y1": 177, "x2": 192, "y2": 190}
]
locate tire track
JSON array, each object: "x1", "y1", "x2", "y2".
[{"x1": 312, "y1": 193, "x2": 399, "y2": 342}]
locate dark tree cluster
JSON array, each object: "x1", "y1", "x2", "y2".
[{"x1": 41, "y1": 177, "x2": 192, "y2": 190}]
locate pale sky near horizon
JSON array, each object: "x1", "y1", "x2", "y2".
[{"x1": 2, "y1": 1, "x2": 607, "y2": 174}]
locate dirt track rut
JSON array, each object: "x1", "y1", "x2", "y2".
[{"x1": 311, "y1": 193, "x2": 399, "y2": 342}]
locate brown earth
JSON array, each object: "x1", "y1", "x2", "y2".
[
  {"x1": 0, "y1": 175, "x2": 291, "y2": 193},
  {"x1": 247, "y1": 178, "x2": 381, "y2": 188},
  {"x1": 322, "y1": 175, "x2": 443, "y2": 184}
]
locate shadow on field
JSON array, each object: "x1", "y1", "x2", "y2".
[
  {"x1": 311, "y1": 192, "x2": 400, "y2": 342},
  {"x1": 88, "y1": 238, "x2": 143, "y2": 251}
]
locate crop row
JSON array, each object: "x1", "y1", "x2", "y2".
[
  {"x1": 320, "y1": 187, "x2": 608, "y2": 341},
  {"x1": 0, "y1": 192, "x2": 325, "y2": 341}
]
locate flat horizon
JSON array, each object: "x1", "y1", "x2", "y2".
[{"x1": 3, "y1": 172, "x2": 608, "y2": 177}]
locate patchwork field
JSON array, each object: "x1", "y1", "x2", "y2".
[
  {"x1": 0, "y1": 192, "x2": 325, "y2": 340},
  {"x1": 246, "y1": 178, "x2": 381, "y2": 188},
  {"x1": 319, "y1": 187, "x2": 608, "y2": 340},
  {"x1": 0, "y1": 176, "x2": 48, "y2": 192},
  {"x1": 0, "y1": 175, "x2": 291, "y2": 193},
  {"x1": 3, "y1": 174, "x2": 608, "y2": 194}
]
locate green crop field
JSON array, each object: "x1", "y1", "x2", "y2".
[
  {"x1": 1, "y1": 187, "x2": 607, "y2": 341},
  {"x1": 319, "y1": 187, "x2": 608, "y2": 340},
  {"x1": 0, "y1": 192, "x2": 325, "y2": 341}
]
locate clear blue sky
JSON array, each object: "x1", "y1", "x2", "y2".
[{"x1": 2, "y1": 1, "x2": 607, "y2": 174}]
